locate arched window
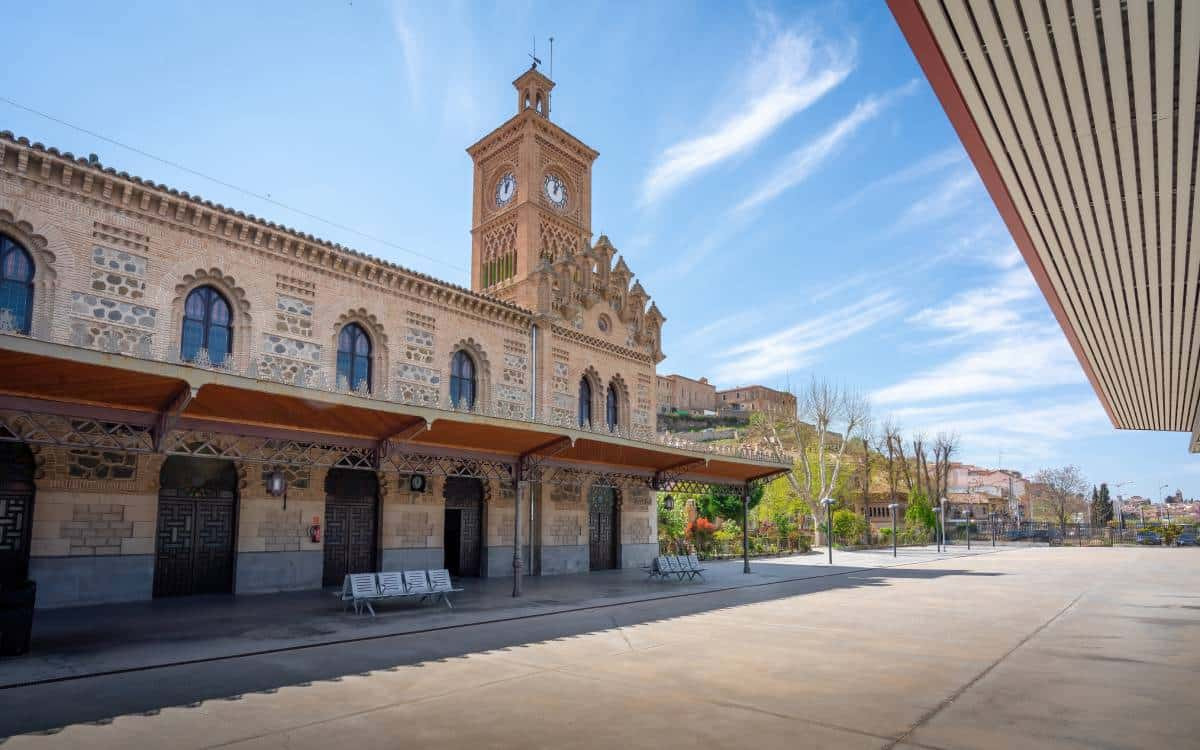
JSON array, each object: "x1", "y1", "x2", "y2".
[
  {"x1": 450, "y1": 350, "x2": 477, "y2": 409},
  {"x1": 606, "y1": 383, "x2": 619, "y2": 431},
  {"x1": 337, "y1": 323, "x2": 372, "y2": 392},
  {"x1": 181, "y1": 286, "x2": 232, "y2": 364},
  {"x1": 578, "y1": 377, "x2": 593, "y2": 427},
  {"x1": 0, "y1": 233, "x2": 34, "y2": 335}
]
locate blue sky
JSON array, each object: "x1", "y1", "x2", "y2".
[{"x1": 2, "y1": 0, "x2": 1195, "y2": 499}]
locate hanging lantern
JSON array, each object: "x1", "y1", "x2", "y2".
[
  {"x1": 266, "y1": 469, "x2": 288, "y2": 498},
  {"x1": 663, "y1": 494, "x2": 675, "y2": 510}
]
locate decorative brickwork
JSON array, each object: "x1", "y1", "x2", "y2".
[
  {"x1": 66, "y1": 449, "x2": 137, "y2": 481},
  {"x1": 547, "y1": 516, "x2": 582, "y2": 545},
  {"x1": 61, "y1": 503, "x2": 135, "y2": 555},
  {"x1": 274, "y1": 295, "x2": 313, "y2": 338}
]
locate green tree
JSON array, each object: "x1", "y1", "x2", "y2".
[
  {"x1": 696, "y1": 484, "x2": 764, "y2": 523},
  {"x1": 1091, "y1": 483, "x2": 1113, "y2": 527},
  {"x1": 831, "y1": 508, "x2": 868, "y2": 546},
  {"x1": 657, "y1": 494, "x2": 688, "y2": 553},
  {"x1": 903, "y1": 487, "x2": 937, "y2": 542}
]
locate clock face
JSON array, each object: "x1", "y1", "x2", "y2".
[
  {"x1": 495, "y1": 172, "x2": 516, "y2": 207},
  {"x1": 543, "y1": 174, "x2": 568, "y2": 209}
]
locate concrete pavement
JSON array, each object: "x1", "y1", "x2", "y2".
[{"x1": 1, "y1": 546, "x2": 1196, "y2": 748}]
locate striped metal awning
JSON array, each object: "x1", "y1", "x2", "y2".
[{"x1": 891, "y1": 0, "x2": 1200, "y2": 452}]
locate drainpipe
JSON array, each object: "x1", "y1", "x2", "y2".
[{"x1": 529, "y1": 323, "x2": 538, "y2": 419}]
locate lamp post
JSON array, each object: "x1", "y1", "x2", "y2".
[
  {"x1": 934, "y1": 505, "x2": 943, "y2": 553},
  {"x1": 888, "y1": 502, "x2": 898, "y2": 558},
  {"x1": 965, "y1": 509, "x2": 972, "y2": 550},
  {"x1": 939, "y1": 496, "x2": 948, "y2": 551},
  {"x1": 821, "y1": 497, "x2": 835, "y2": 565},
  {"x1": 990, "y1": 511, "x2": 996, "y2": 547}
]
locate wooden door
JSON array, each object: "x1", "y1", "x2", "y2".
[
  {"x1": 588, "y1": 486, "x2": 617, "y2": 570},
  {"x1": 444, "y1": 477, "x2": 483, "y2": 576},
  {"x1": 154, "y1": 457, "x2": 237, "y2": 598},
  {"x1": 323, "y1": 469, "x2": 378, "y2": 587},
  {"x1": 0, "y1": 443, "x2": 35, "y2": 585}
]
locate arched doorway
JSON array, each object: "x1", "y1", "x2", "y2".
[
  {"x1": 588, "y1": 485, "x2": 618, "y2": 570},
  {"x1": 323, "y1": 468, "x2": 379, "y2": 587},
  {"x1": 154, "y1": 457, "x2": 237, "y2": 598},
  {"x1": 443, "y1": 477, "x2": 483, "y2": 577},
  {"x1": 0, "y1": 442, "x2": 36, "y2": 586}
]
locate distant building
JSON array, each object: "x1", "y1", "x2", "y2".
[
  {"x1": 656, "y1": 374, "x2": 716, "y2": 414},
  {"x1": 716, "y1": 385, "x2": 797, "y2": 419},
  {"x1": 947, "y1": 463, "x2": 1027, "y2": 518}
]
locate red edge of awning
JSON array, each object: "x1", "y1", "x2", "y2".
[{"x1": 887, "y1": 0, "x2": 1121, "y2": 429}]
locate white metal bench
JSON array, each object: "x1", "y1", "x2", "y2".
[
  {"x1": 337, "y1": 569, "x2": 464, "y2": 616},
  {"x1": 337, "y1": 572, "x2": 384, "y2": 615},
  {"x1": 428, "y1": 568, "x2": 464, "y2": 608}
]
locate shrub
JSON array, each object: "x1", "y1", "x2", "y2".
[{"x1": 832, "y1": 508, "x2": 868, "y2": 546}]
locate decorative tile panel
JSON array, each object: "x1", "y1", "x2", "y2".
[
  {"x1": 276, "y1": 295, "x2": 313, "y2": 317},
  {"x1": 393, "y1": 382, "x2": 439, "y2": 407},
  {"x1": 396, "y1": 363, "x2": 440, "y2": 385},
  {"x1": 256, "y1": 355, "x2": 321, "y2": 386},
  {"x1": 262, "y1": 333, "x2": 322, "y2": 363},
  {"x1": 405, "y1": 327, "x2": 434, "y2": 348},
  {"x1": 91, "y1": 245, "x2": 147, "y2": 277},
  {"x1": 71, "y1": 292, "x2": 157, "y2": 330},
  {"x1": 69, "y1": 320, "x2": 153, "y2": 356},
  {"x1": 90, "y1": 270, "x2": 147, "y2": 300}
]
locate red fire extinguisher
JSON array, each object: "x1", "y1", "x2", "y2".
[{"x1": 309, "y1": 516, "x2": 322, "y2": 543}]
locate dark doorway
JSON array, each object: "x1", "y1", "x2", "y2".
[
  {"x1": 588, "y1": 486, "x2": 618, "y2": 570},
  {"x1": 443, "y1": 477, "x2": 483, "y2": 576},
  {"x1": 323, "y1": 468, "x2": 379, "y2": 587},
  {"x1": 154, "y1": 457, "x2": 237, "y2": 598},
  {"x1": 0, "y1": 442, "x2": 36, "y2": 586}
]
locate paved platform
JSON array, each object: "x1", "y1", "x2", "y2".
[
  {"x1": 2, "y1": 545, "x2": 1196, "y2": 748},
  {"x1": 5, "y1": 545, "x2": 991, "y2": 686}
]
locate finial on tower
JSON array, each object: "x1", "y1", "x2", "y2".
[{"x1": 513, "y1": 62, "x2": 555, "y2": 118}]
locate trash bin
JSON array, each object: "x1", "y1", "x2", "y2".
[{"x1": 0, "y1": 579, "x2": 36, "y2": 657}]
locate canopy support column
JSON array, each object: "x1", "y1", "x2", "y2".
[
  {"x1": 512, "y1": 457, "x2": 526, "y2": 597},
  {"x1": 742, "y1": 484, "x2": 751, "y2": 574}
]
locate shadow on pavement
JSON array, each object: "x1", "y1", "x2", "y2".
[{"x1": 0, "y1": 563, "x2": 1002, "y2": 738}]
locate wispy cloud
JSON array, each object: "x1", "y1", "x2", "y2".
[
  {"x1": 390, "y1": 1, "x2": 423, "y2": 104},
  {"x1": 871, "y1": 326, "x2": 1083, "y2": 405},
  {"x1": 639, "y1": 25, "x2": 854, "y2": 207},
  {"x1": 834, "y1": 145, "x2": 964, "y2": 211},
  {"x1": 734, "y1": 80, "x2": 919, "y2": 215},
  {"x1": 907, "y1": 267, "x2": 1039, "y2": 337},
  {"x1": 887, "y1": 397, "x2": 1111, "y2": 465},
  {"x1": 711, "y1": 291, "x2": 903, "y2": 385},
  {"x1": 890, "y1": 170, "x2": 980, "y2": 233}
]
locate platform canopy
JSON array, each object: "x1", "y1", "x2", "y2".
[
  {"x1": 0, "y1": 335, "x2": 789, "y2": 489},
  {"x1": 890, "y1": 0, "x2": 1200, "y2": 452}
]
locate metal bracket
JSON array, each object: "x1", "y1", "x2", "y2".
[
  {"x1": 652, "y1": 458, "x2": 707, "y2": 490},
  {"x1": 154, "y1": 385, "x2": 197, "y2": 452}
]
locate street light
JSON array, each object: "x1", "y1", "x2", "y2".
[
  {"x1": 989, "y1": 511, "x2": 996, "y2": 547},
  {"x1": 821, "y1": 497, "x2": 836, "y2": 565},
  {"x1": 965, "y1": 509, "x2": 973, "y2": 550},
  {"x1": 934, "y1": 505, "x2": 943, "y2": 553},
  {"x1": 939, "y1": 496, "x2": 948, "y2": 552},
  {"x1": 888, "y1": 502, "x2": 898, "y2": 558}
]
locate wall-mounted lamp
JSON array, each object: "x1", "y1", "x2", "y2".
[
  {"x1": 663, "y1": 494, "x2": 675, "y2": 510},
  {"x1": 266, "y1": 468, "x2": 288, "y2": 509},
  {"x1": 409, "y1": 474, "x2": 427, "y2": 493}
]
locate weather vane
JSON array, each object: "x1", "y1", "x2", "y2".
[{"x1": 529, "y1": 36, "x2": 541, "y2": 69}]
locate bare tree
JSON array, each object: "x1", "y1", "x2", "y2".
[
  {"x1": 752, "y1": 379, "x2": 870, "y2": 541},
  {"x1": 929, "y1": 432, "x2": 958, "y2": 504},
  {"x1": 881, "y1": 420, "x2": 903, "y2": 503},
  {"x1": 1031, "y1": 465, "x2": 1089, "y2": 534}
]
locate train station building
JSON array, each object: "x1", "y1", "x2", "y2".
[{"x1": 0, "y1": 66, "x2": 787, "y2": 609}]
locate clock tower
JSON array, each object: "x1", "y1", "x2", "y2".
[{"x1": 466, "y1": 65, "x2": 600, "y2": 311}]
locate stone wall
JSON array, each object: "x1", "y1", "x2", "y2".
[
  {"x1": 27, "y1": 447, "x2": 161, "y2": 606},
  {"x1": 379, "y1": 471, "x2": 444, "y2": 571},
  {"x1": 233, "y1": 464, "x2": 325, "y2": 593}
]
